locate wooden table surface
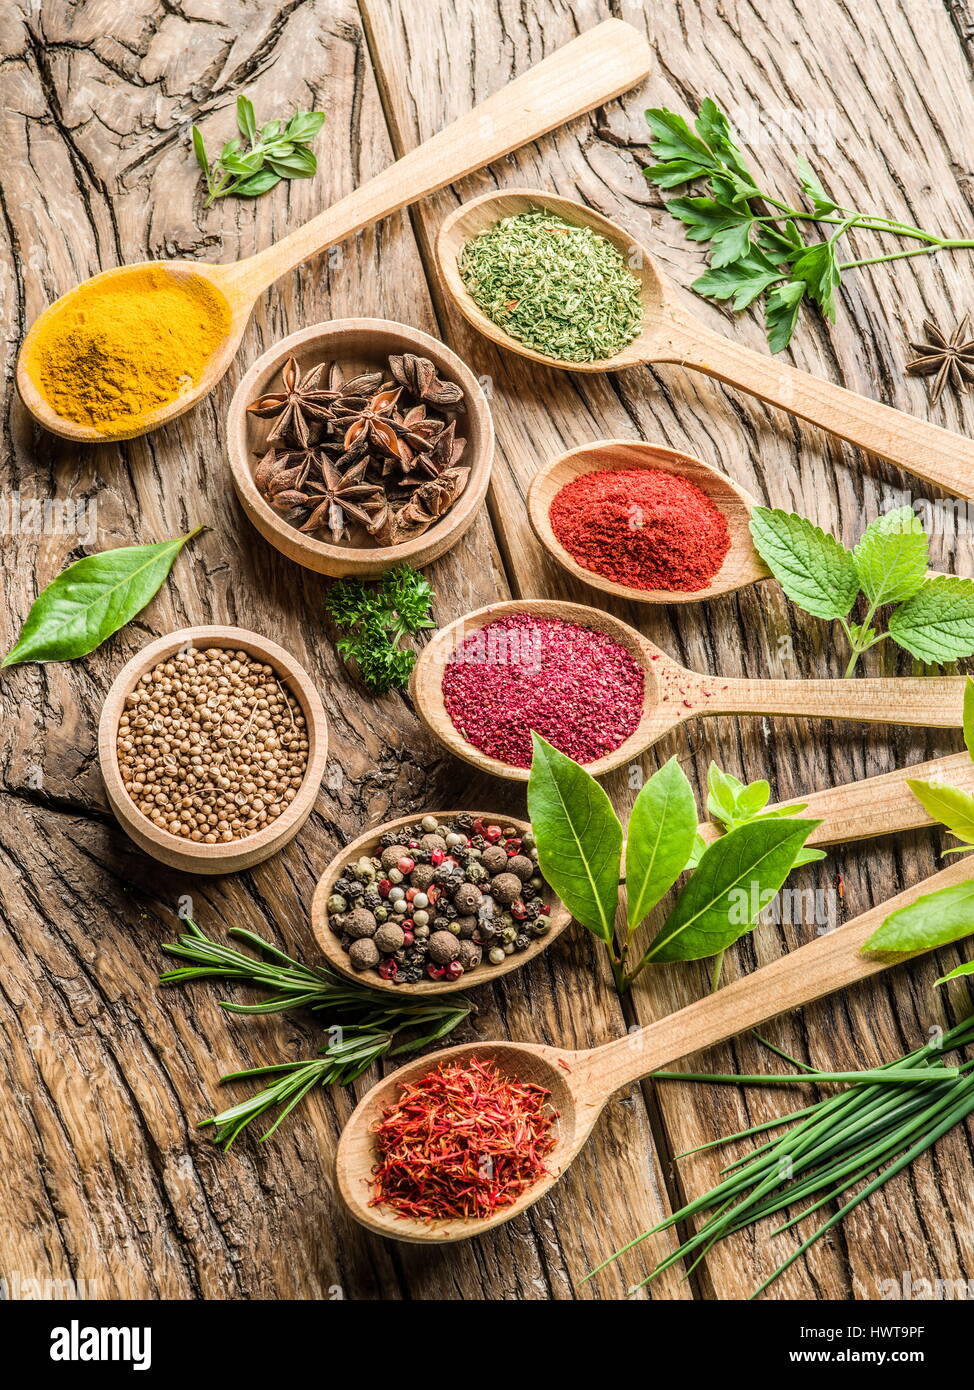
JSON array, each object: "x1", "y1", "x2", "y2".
[{"x1": 2, "y1": 0, "x2": 974, "y2": 1302}]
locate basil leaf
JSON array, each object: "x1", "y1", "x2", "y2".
[
  {"x1": 3, "y1": 527, "x2": 202, "y2": 666},
  {"x1": 267, "y1": 147, "x2": 317, "y2": 179},
  {"x1": 863, "y1": 880, "x2": 974, "y2": 954},
  {"x1": 236, "y1": 95, "x2": 257, "y2": 145},
  {"x1": 749, "y1": 507, "x2": 860, "y2": 619},
  {"x1": 527, "y1": 734, "x2": 623, "y2": 942},
  {"x1": 887, "y1": 575, "x2": 974, "y2": 663},
  {"x1": 965, "y1": 677, "x2": 974, "y2": 762},
  {"x1": 286, "y1": 111, "x2": 326, "y2": 141},
  {"x1": 233, "y1": 170, "x2": 283, "y2": 198},
  {"x1": 906, "y1": 778, "x2": 974, "y2": 846},
  {"x1": 191, "y1": 125, "x2": 210, "y2": 177},
  {"x1": 625, "y1": 757, "x2": 697, "y2": 930},
  {"x1": 852, "y1": 506, "x2": 927, "y2": 606},
  {"x1": 220, "y1": 151, "x2": 263, "y2": 176},
  {"x1": 643, "y1": 817, "x2": 819, "y2": 963}
]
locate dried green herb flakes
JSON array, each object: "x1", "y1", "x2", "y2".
[{"x1": 458, "y1": 210, "x2": 643, "y2": 363}]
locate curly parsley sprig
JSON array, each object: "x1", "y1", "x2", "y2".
[
  {"x1": 645, "y1": 98, "x2": 974, "y2": 351},
  {"x1": 325, "y1": 564, "x2": 435, "y2": 695}
]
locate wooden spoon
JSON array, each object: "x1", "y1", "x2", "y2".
[
  {"x1": 437, "y1": 189, "x2": 974, "y2": 499},
  {"x1": 528, "y1": 439, "x2": 954, "y2": 604},
  {"x1": 336, "y1": 853, "x2": 974, "y2": 1243},
  {"x1": 410, "y1": 598, "x2": 967, "y2": 781},
  {"x1": 15, "y1": 22, "x2": 652, "y2": 443}
]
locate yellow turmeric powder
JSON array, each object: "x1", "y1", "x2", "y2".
[{"x1": 25, "y1": 265, "x2": 231, "y2": 436}]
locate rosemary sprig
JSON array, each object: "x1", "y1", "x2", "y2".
[
  {"x1": 160, "y1": 919, "x2": 471, "y2": 1146},
  {"x1": 585, "y1": 1016, "x2": 974, "y2": 1297}
]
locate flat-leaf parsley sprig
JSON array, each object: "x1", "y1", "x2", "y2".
[
  {"x1": 325, "y1": 563, "x2": 435, "y2": 695},
  {"x1": 193, "y1": 95, "x2": 325, "y2": 208},
  {"x1": 644, "y1": 98, "x2": 974, "y2": 351},
  {"x1": 749, "y1": 504, "x2": 974, "y2": 676}
]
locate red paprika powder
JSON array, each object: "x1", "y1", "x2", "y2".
[{"x1": 549, "y1": 466, "x2": 731, "y2": 592}]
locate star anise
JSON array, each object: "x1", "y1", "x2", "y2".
[
  {"x1": 247, "y1": 359, "x2": 385, "y2": 448},
  {"x1": 905, "y1": 315, "x2": 974, "y2": 406},
  {"x1": 331, "y1": 384, "x2": 405, "y2": 458},
  {"x1": 389, "y1": 353, "x2": 465, "y2": 408},
  {"x1": 376, "y1": 467, "x2": 470, "y2": 545},
  {"x1": 295, "y1": 454, "x2": 388, "y2": 543}
]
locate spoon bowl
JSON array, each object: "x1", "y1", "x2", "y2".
[
  {"x1": 16, "y1": 261, "x2": 248, "y2": 443},
  {"x1": 336, "y1": 1037, "x2": 579, "y2": 1243},
  {"x1": 527, "y1": 439, "x2": 768, "y2": 604},
  {"x1": 410, "y1": 598, "x2": 967, "y2": 782},
  {"x1": 437, "y1": 188, "x2": 677, "y2": 373},
  {"x1": 311, "y1": 810, "x2": 572, "y2": 994}
]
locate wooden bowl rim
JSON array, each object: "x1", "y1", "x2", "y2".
[
  {"x1": 526, "y1": 439, "x2": 766, "y2": 604},
  {"x1": 436, "y1": 188, "x2": 668, "y2": 374},
  {"x1": 311, "y1": 809, "x2": 572, "y2": 994},
  {"x1": 409, "y1": 598, "x2": 663, "y2": 783},
  {"x1": 98, "y1": 625, "x2": 328, "y2": 863},
  {"x1": 226, "y1": 318, "x2": 494, "y2": 571}
]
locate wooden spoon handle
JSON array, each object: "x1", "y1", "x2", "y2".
[
  {"x1": 229, "y1": 21, "x2": 652, "y2": 295},
  {"x1": 697, "y1": 673, "x2": 965, "y2": 726},
  {"x1": 591, "y1": 856, "x2": 974, "y2": 1096},
  {"x1": 669, "y1": 316, "x2": 974, "y2": 498},
  {"x1": 697, "y1": 750, "x2": 974, "y2": 849}
]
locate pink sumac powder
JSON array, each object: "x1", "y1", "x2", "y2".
[{"x1": 441, "y1": 613, "x2": 644, "y2": 768}]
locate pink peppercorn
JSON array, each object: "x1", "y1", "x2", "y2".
[{"x1": 441, "y1": 615, "x2": 644, "y2": 769}]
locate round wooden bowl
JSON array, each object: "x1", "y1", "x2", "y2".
[
  {"x1": 98, "y1": 626, "x2": 329, "y2": 874},
  {"x1": 409, "y1": 599, "x2": 661, "y2": 783},
  {"x1": 226, "y1": 318, "x2": 494, "y2": 578},
  {"x1": 311, "y1": 810, "x2": 572, "y2": 994},
  {"x1": 527, "y1": 440, "x2": 769, "y2": 604}
]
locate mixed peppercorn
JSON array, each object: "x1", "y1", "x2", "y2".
[{"x1": 327, "y1": 813, "x2": 552, "y2": 984}]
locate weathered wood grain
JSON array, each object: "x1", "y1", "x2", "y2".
[
  {"x1": 362, "y1": 0, "x2": 974, "y2": 1300},
  {"x1": 2, "y1": 0, "x2": 974, "y2": 1302}
]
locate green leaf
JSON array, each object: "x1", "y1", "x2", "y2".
[
  {"x1": 645, "y1": 107, "x2": 716, "y2": 173},
  {"x1": 708, "y1": 218, "x2": 755, "y2": 269},
  {"x1": 665, "y1": 196, "x2": 743, "y2": 244},
  {"x1": 625, "y1": 758, "x2": 698, "y2": 930},
  {"x1": 765, "y1": 280, "x2": 805, "y2": 352},
  {"x1": 285, "y1": 111, "x2": 326, "y2": 141},
  {"x1": 887, "y1": 575, "x2": 974, "y2": 663},
  {"x1": 796, "y1": 155, "x2": 838, "y2": 216},
  {"x1": 233, "y1": 170, "x2": 283, "y2": 198},
  {"x1": 790, "y1": 238, "x2": 840, "y2": 320},
  {"x1": 191, "y1": 125, "x2": 210, "y2": 178},
  {"x1": 220, "y1": 150, "x2": 264, "y2": 176},
  {"x1": 527, "y1": 735, "x2": 623, "y2": 942},
  {"x1": 863, "y1": 879, "x2": 974, "y2": 954},
  {"x1": 692, "y1": 249, "x2": 784, "y2": 310},
  {"x1": 749, "y1": 507, "x2": 860, "y2": 619},
  {"x1": 267, "y1": 146, "x2": 317, "y2": 179},
  {"x1": 936, "y1": 960, "x2": 974, "y2": 985},
  {"x1": 964, "y1": 676, "x2": 974, "y2": 762},
  {"x1": 260, "y1": 120, "x2": 282, "y2": 141},
  {"x1": 236, "y1": 95, "x2": 257, "y2": 145},
  {"x1": 3, "y1": 528, "x2": 202, "y2": 666},
  {"x1": 852, "y1": 506, "x2": 927, "y2": 606},
  {"x1": 906, "y1": 778, "x2": 974, "y2": 846},
  {"x1": 694, "y1": 97, "x2": 753, "y2": 182},
  {"x1": 643, "y1": 817, "x2": 819, "y2": 962}
]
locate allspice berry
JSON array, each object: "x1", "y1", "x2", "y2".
[
  {"x1": 428, "y1": 930, "x2": 460, "y2": 964},
  {"x1": 482, "y1": 845, "x2": 508, "y2": 874},
  {"x1": 490, "y1": 872, "x2": 522, "y2": 905},
  {"x1": 508, "y1": 854, "x2": 534, "y2": 882},
  {"x1": 453, "y1": 882, "x2": 482, "y2": 914},
  {"x1": 420, "y1": 832, "x2": 447, "y2": 852},
  {"x1": 345, "y1": 908, "x2": 377, "y2": 939},
  {"x1": 411, "y1": 863, "x2": 436, "y2": 891},
  {"x1": 348, "y1": 938, "x2": 380, "y2": 970},
  {"x1": 380, "y1": 844, "x2": 411, "y2": 870},
  {"x1": 374, "y1": 923, "x2": 405, "y2": 954},
  {"x1": 456, "y1": 940, "x2": 482, "y2": 971}
]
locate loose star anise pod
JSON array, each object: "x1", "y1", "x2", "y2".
[
  {"x1": 296, "y1": 454, "x2": 388, "y2": 543},
  {"x1": 403, "y1": 419, "x2": 467, "y2": 483},
  {"x1": 389, "y1": 353, "x2": 465, "y2": 408},
  {"x1": 248, "y1": 359, "x2": 385, "y2": 448},
  {"x1": 905, "y1": 315, "x2": 974, "y2": 406},
  {"x1": 379, "y1": 404, "x2": 444, "y2": 475},
  {"x1": 332, "y1": 384, "x2": 404, "y2": 458},
  {"x1": 376, "y1": 467, "x2": 470, "y2": 545}
]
